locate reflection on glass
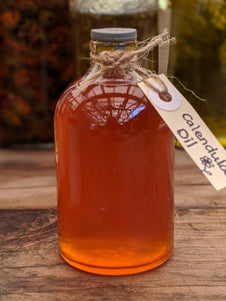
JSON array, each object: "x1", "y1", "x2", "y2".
[{"x1": 55, "y1": 80, "x2": 174, "y2": 275}]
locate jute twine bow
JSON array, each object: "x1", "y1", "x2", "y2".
[{"x1": 77, "y1": 30, "x2": 176, "y2": 94}]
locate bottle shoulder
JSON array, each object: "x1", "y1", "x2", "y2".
[
  {"x1": 55, "y1": 79, "x2": 81, "y2": 115},
  {"x1": 55, "y1": 80, "x2": 167, "y2": 132},
  {"x1": 55, "y1": 80, "x2": 147, "y2": 114},
  {"x1": 56, "y1": 63, "x2": 144, "y2": 113}
]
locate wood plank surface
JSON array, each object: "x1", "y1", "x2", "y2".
[{"x1": 0, "y1": 148, "x2": 226, "y2": 301}]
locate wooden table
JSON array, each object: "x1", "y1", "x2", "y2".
[{"x1": 0, "y1": 148, "x2": 225, "y2": 301}]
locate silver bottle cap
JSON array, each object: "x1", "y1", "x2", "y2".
[{"x1": 91, "y1": 28, "x2": 137, "y2": 42}]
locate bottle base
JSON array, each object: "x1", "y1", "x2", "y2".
[{"x1": 60, "y1": 248, "x2": 173, "y2": 276}]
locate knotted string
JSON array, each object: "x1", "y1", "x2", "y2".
[{"x1": 77, "y1": 30, "x2": 176, "y2": 94}]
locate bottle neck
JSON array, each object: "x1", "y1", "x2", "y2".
[
  {"x1": 89, "y1": 39, "x2": 137, "y2": 56},
  {"x1": 87, "y1": 39, "x2": 140, "y2": 83}
]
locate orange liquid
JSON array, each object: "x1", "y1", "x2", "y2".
[{"x1": 55, "y1": 80, "x2": 174, "y2": 275}]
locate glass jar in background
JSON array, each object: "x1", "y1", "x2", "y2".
[
  {"x1": 169, "y1": 0, "x2": 226, "y2": 147},
  {"x1": 69, "y1": 0, "x2": 159, "y2": 79},
  {"x1": 0, "y1": 0, "x2": 73, "y2": 147}
]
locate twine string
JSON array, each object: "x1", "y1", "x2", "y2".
[
  {"x1": 78, "y1": 30, "x2": 176, "y2": 94},
  {"x1": 168, "y1": 75, "x2": 206, "y2": 102}
]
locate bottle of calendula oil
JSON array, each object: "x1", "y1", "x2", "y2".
[{"x1": 54, "y1": 28, "x2": 174, "y2": 275}]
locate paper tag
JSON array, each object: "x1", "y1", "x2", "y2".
[{"x1": 138, "y1": 74, "x2": 226, "y2": 191}]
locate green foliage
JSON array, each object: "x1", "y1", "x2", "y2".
[{"x1": 170, "y1": 0, "x2": 226, "y2": 142}]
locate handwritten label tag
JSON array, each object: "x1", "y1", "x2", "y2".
[{"x1": 138, "y1": 74, "x2": 226, "y2": 191}]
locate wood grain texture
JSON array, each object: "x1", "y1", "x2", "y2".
[
  {"x1": 0, "y1": 149, "x2": 225, "y2": 210},
  {"x1": 0, "y1": 148, "x2": 226, "y2": 300},
  {"x1": 0, "y1": 209, "x2": 225, "y2": 301},
  {"x1": 0, "y1": 149, "x2": 56, "y2": 209}
]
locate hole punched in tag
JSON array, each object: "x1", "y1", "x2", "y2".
[
  {"x1": 145, "y1": 74, "x2": 182, "y2": 112},
  {"x1": 159, "y1": 91, "x2": 172, "y2": 102}
]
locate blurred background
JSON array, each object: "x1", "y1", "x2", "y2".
[{"x1": 0, "y1": 0, "x2": 225, "y2": 148}]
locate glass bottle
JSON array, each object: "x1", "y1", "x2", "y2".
[
  {"x1": 55, "y1": 28, "x2": 174, "y2": 276},
  {"x1": 169, "y1": 0, "x2": 226, "y2": 147},
  {"x1": 69, "y1": 0, "x2": 159, "y2": 79},
  {"x1": 0, "y1": 0, "x2": 73, "y2": 147}
]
